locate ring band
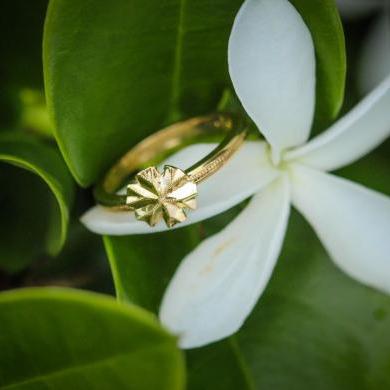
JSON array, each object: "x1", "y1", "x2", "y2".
[{"x1": 94, "y1": 113, "x2": 247, "y2": 228}]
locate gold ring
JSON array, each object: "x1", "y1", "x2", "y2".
[{"x1": 94, "y1": 113, "x2": 247, "y2": 228}]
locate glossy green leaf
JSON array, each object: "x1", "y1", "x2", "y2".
[
  {"x1": 336, "y1": 142, "x2": 390, "y2": 196},
  {"x1": 290, "y1": 0, "x2": 346, "y2": 132},
  {"x1": 105, "y1": 207, "x2": 390, "y2": 389},
  {"x1": 44, "y1": 0, "x2": 345, "y2": 185},
  {"x1": 0, "y1": 287, "x2": 184, "y2": 389},
  {"x1": 0, "y1": 132, "x2": 74, "y2": 272},
  {"x1": 188, "y1": 212, "x2": 390, "y2": 389},
  {"x1": 0, "y1": 0, "x2": 48, "y2": 129},
  {"x1": 104, "y1": 226, "x2": 200, "y2": 313},
  {"x1": 43, "y1": 0, "x2": 242, "y2": 186},
  {"x1": 19, "y1": 89, "x2": 53, "y2": 137}
]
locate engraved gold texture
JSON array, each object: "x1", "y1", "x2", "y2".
[
  {"x1": 126, "y1": 166, "x2": 197, "y2": 227},
  {"x1": 94, "y1": 114, "x2": 247, "y2": 227}
]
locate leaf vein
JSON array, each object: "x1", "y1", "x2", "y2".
[
  {"x1": 228, "y1": 336, "x2": 256, "y2": 390},
  {"x1": 168, "y1": 0, "x2": 187, "y2": 118}
]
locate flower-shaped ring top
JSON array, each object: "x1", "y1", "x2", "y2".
[
  {"x1": 93, "y1": 113, "x2": 247, "y2": 228},
  {"x1": 126, "y1": 165, "x2": 197, "y2": 227}
]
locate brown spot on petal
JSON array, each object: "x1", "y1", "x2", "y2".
[
  {"x1": 198, "y1": 237, "x2": 236, "y2": 276},
  {"x1": 213, "y1": 237, "x2": 236, "y2": 257}
]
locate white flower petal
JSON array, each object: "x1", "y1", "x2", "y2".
[
  {"x1": 359, "y1": 12, "x2": 390, "y2": 94},
  {"x1": 290, "y1": 164, "x2": 390, "y2": 294},
  {"x1": 228, "y1": 0, "x2": 316, "y2": 153},
  {"x1": 159, "y1": 176, "x2": 290, "y2": 348},
  {"x1": 336, "y1": 0, "x2": 384, "y2": 19},
  {"x1": 81, "y1": 142, "x2": 280, "y2": 235},
  {"x1": 285, "y1": 75, "x2": 390, "y2": 171}
]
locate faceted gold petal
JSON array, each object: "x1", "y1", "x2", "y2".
[
  {"x1": 134, "y1": 204, "x2": 155, "y2": 219},
  {"x1": 137, "y1": 166, "x2": 162, "y2": 195},
  {"x1": 125, "y1": 195, "x2": 143, "y2": 208},
  {"x1": 148, "y1": 208, "x2": 164, "y2": 227},
  {"x1": 163, "y1": 165, "x2": 186, "y2": 187},
  {"x1": 169, "y1": 181, "x2": 197, "y2": 203},
  {"x1": 160, "y1": 166, "x2": 185, "y2": 195},
  {"x1": 126, "y1": 165, "x2": 198, "y2": 228},
  {"x1": 162, "y1": 202, "x2": 187, "y2": 228},
  {"x1": 138, "y1": 166, "x2": 161, "y2": 182},
  {"x1": 135, "y1": 204, "x2": 163, "y2": 227},
  {"x1": 159, "y1": 167, "x2": 173, "y2": 195},
  {"x1": 183, "y1": 198, "x2": 197, "y2": 210},
  {"x1": 126, "y1": 194, "x2": 156, "y2": 210},
  {"x1": 127, "y1": 182, "x2": 158, "y2": 200}
]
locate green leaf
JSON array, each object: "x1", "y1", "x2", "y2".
[
  {"x1": 43, "y1": 0, "x2": 345, "y2": 184},
  {"x1": 105, "y1": 209, "x2": 390, "y2": 389},
  {"x1": 19, "y1": 89, "x2": 53, "y2": 137},
  {"x1": 290, "y1": 0, "x2": 346, "y2": 132},
  {"x1": 0, "y1": 0, "x2": 48, "y2": 129},
  {"x1": 0, "y1": 132, "x2": 74, "y2": 272},
  {"x1": 187, "y1": 339, "x2": 256, "y2": 390},
  {"x1": 104, "y1": 226, "x2": 200, "y2": 312},
  {"x1": 186, "y1": 212, "x2": 390, "y2": 390},
  {"x1": 43, "y1": 0, "x2": 242, "y2": 186},
  {"x1": 0, "y1": 287, "x2": 185, "y2": 389},
  {"x1": 336, "y1": 143, "x2": 390, "y2": 196}
]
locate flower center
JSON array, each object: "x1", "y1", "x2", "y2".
[
  {"x1": 270, "y1": 147, "x2": 281, "y2": 166},
  {"x1": 266, "y1": 144, "x2": 288, "y2": 170}
]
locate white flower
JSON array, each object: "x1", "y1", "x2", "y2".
[
  {"x1": 336, "y1": 0, "x2": 390, "y2": 93},
  {"x1": 82, "y1": 0, "x2": 390, "y2": 349}
]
